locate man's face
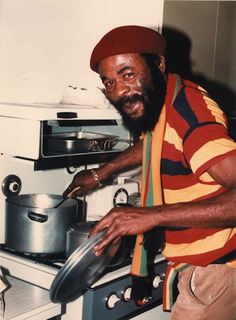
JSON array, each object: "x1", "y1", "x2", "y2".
[{"x1": 98, "y1": 53, "x2": 166, "y2": 134}]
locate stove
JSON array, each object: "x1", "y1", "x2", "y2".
[
  {"x1": 0, "y1": 245, "x2": 168, "y2": 320},
  {"x1": 0, "y1": 103, "x2": 169, "y2": 319}
]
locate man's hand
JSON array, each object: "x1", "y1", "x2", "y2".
[
  {"x1": 90, "y1": 206, "x2": 156, "y2": 256},
  {"x1": 63, "y1": 169, "x2": 101, "y2": 198}
]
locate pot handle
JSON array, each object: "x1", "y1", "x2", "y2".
[{"x1": 28, "y1": 211, "x2": 48, "y2": 223}]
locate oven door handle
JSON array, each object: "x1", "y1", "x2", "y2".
[{"x1": 28, "y1": 211, "x2": 48, "y2": 223}]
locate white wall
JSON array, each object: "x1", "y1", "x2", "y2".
[{"x1": 0, "y1": 0, "x2": 164, "y2": 103}]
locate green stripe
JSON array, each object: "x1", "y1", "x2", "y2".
[
  {"x1": 168, "y1": 270, "x2": 176, "y2": 307},
  {"x1": 138, "y1": 131, "x2": 153, "y2": 276},
  {"x1": 168, "y1": 264, "x2": 189, "y2": 308},
  {"x1": 144, "y1": 132, "x2": 152, "y2": 177},
  {"x1": 145, "y1": 132, "x2": 154, "y2": 207},
  {"x1": 146, "y1": 169, "x2": 154, "y2": 206},
  {"x1": 139, "y1": 245, "x2": 148, "y2": 275}
]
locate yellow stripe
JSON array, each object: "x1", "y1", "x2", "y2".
[
  {"x1": 164, "y1": 183, "x2": 221, "y2": 204},
  {"x1": 165, "y1": 123, "x2": 183, "y2": 152},
  {"x1": 190, "y1": 138, "x2": 236, "y2": 173},
  {"x1": 151, "y1": 106, "x2": 166, "y2": 205},
  {"x1": 163, "y1": 228, "x2": 236, "y2": 257},
  {"x1": 131, "y1": 234, "x2": 147, "y2": 275},
  {"x1": 198, "y1": 171, "x2": 215, "y2": 183},
  {"x1": 140, "y1": 134, "x2": 148, "y2": 205},
  {"x1": 203, "y1": 95, "x2": 227, "y2": 127},
  {"x1": 165, "y1": 267, "x2": 175, "y2": 309},
  {"x1": 134, "y1": 107, "x2": 166, "y2": 277}
]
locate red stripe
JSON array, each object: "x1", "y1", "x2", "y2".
[
  {"x1": 162, "y1": 173, "x2": 205, "y2": 189},
  {"x1": 162, "y1": 142, "x2": 186, "y2": 162},
  {"x1": 167, "y1": 109, "x2": 190, "y2": 140},
  {"x1": 165, "y1": 228, "x2": 226, "y2": 244},
  {"x1": 184, "y1": 88, "x2": 210, "y2": 124},
  {"x1": 183, "y1": 79, "x2": 199, "y2": 90},
  {"x1": 185, "y1": 88, "x2": 226, "y2": 124}
]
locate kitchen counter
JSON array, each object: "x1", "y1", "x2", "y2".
[{"x1": 0, "y1": 276, "x2": 61, "y2": 320}]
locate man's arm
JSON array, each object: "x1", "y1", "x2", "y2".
[
  {"x1": 63, "y1": 139, "x2": 143, "y2": 197},
  {"x1": 91, "y1": 154, "x2": 236, "y2": 255}
]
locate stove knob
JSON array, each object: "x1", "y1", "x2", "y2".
[
  {"x1": 105, "y1": 292, "x2": 121, "y2": 310},
  {"x1": 2, "y1": 175, "x2": 22, "y2": 197},
  {"x1": 122, "y1": 286, "x2": 132, "y2": 302},
  {"x1": 152, "y1": 274, "x2": 163, "y2": 288}
]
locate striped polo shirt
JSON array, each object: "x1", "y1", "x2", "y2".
[{"x1": 161, "y1": 74, "x2": 236, "y2": 266}]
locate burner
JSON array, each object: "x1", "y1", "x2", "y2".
[{"x1": 0, "y1": 244, "x2": 66, "y2": 265}]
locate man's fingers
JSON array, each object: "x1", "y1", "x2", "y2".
[
  {"x1": 63, "y1": 185, "x2": 86, "y2": 198},
  {"x1": 94, "y1": 225, "x2": 120, "y2": 255},
  {"x1": 66, "y1": 185, "x2": 82, "y2": 198},
  {"x1": 90, "y1": 221, "x2": 109, "y2": 237}
]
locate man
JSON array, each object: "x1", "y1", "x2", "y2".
[{"x1": 63, "y1": 26, "x2": 236, "y2": 319}]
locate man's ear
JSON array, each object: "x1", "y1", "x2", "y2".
[{"x1": 156, "y1": 55, "x2": 166, "y2": 74}]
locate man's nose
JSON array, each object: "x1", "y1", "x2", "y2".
[{"x1": 115, "y1": 80, "x2": 130, "y2": 98}]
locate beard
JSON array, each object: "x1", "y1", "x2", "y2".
[{"x1": 107, "y1": 68, "x2": 167, "y2": 136}]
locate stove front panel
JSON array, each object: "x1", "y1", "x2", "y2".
[
  {"x1": 83, "y1": 260, "x2": 167, "y2": 320},
  {"x1": 0, "y1": 249, "x2": 168, "y2": 320}
]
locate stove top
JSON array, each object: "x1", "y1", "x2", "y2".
[
  {"x1": 0, "y1": 242, "x2": 138, "y2": 291},
  {"x1": 0, "y1": 244, "x2": 65, "y2": 268},
  {"x1": 0, "y1": 243, "x2": 133, "y2": 274}
]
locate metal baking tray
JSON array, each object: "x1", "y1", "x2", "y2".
[{"x1": 46, "y1": 131, "x2": 119, "y2": 153}]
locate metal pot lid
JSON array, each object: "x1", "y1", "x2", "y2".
[{"x1": 50, "y1": 229, "x2": 119, "y2": 304}]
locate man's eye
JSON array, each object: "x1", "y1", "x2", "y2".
[
  {"x1": 104, "y1": 81, "x2": 114, "y2": 88},
  {"x1": 124, "y1": 73, "x2": 134, "y2": 79}
]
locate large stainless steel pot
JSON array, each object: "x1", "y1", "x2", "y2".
[
  {"x1": 5, "y1": 194, "x2": 80, "y2": 254},
  {"x1": 66, "y1": 221, "x2": 97, "y2": 258}
]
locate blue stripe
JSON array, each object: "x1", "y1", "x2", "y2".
[
  {"x1": 174, "y1": 88, "x2": 198, "y2": 127},
  {"x1": 161, "y1": 159, "x2": 192, "y2": 176}
]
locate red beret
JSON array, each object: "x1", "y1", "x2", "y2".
[{"x1": 90, "y1": 25, "x2": 166, "y2": 73}]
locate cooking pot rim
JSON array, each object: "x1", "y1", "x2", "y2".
[{"x1": 6, "y1": 193, "x2": 78, "y2": 208}]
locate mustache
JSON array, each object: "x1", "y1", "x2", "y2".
[{"x1": 111, "y1": 93, "x2": 146, "y2": 109}]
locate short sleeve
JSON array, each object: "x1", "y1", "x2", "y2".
[{"x1": 174, "y1": 85, "x2": 236, "y2": 177}]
